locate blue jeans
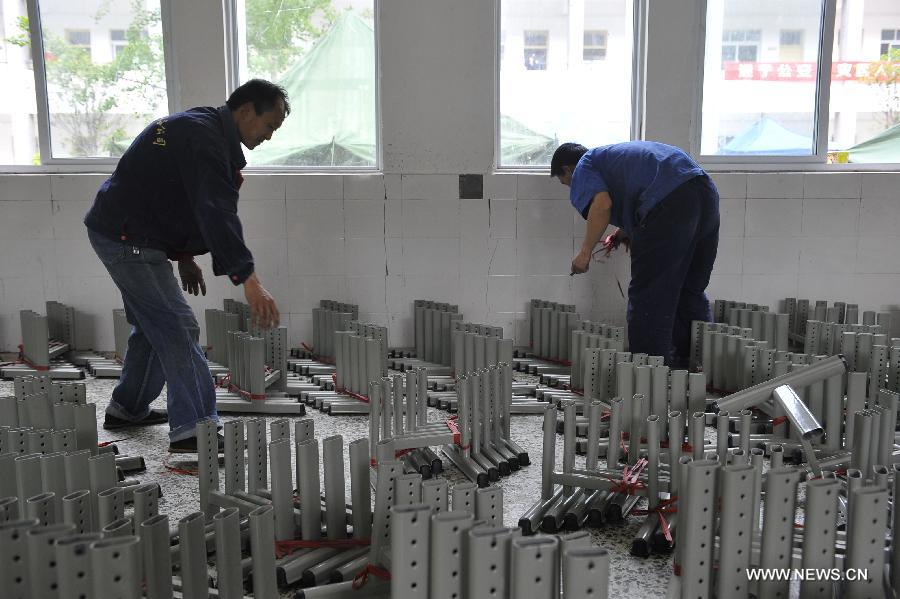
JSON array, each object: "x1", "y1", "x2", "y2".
[
  {"x1": 87, "y1": 227, "x2": 218, "y2": 441},
  {"x1": 627, "y1": 175, "x2": 720, "y2": 366}
]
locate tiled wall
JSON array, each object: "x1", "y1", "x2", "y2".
[{"x1": 0, "y1": 171, "x2": 898, "y2": 351}]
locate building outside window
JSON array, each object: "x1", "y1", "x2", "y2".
[
  {"x1": 779, "y1": 29, "x2": 804, "y2": 61},
  {"x1": 523, "y1": 30, "x2": 548, "y2": 70},
  {"x1": 110, "y1": 29, "x2": 127, "y2": 58},
  {"x1": 64, "y1": 28, "x2": 91, "y2": 51},
  {"x1": 880, "y1": 28, "x2": 900, "y2": 57},
  {"x1": 583, "y1": 29, "x2": 608, "y2": 61},
  {"x1": 721, "y1": 29, "x2": 760, "y2": 65}
]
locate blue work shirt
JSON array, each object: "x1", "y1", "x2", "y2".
[
  {"x1": 569, "y1": 141, "x2": 706, "y2": 238},
  {"x1": 85, "y1": 105, "x2": 254, "y2": 285}
]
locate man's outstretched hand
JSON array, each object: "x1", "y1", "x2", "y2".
[
  {"x1": 178, "y1": 258, "x2": 207, "y2": 296},
  {"x1": 243, "y1": 272, "x2": 280, "y2": 329},
  {"x1": 571, "y1": 248, "x2": 591, "y2": 274}
]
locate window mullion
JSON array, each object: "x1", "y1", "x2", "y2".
[
  {"x1": 25, "y1": 0, "x2": 52, "y2": 164},
  {"x1": 815, "y1": 0, "x2": 837, "y2": 160}
]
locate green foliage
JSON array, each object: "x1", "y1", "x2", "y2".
[
  {"x1": 245, "y1": 0, "x2": 337, "y2": 81},
  {"x1": 862, "y1": 47, "x2": 900, "y2": 130}
]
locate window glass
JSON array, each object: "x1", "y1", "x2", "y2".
[
  {"x1": 828, "y1": 0, "x2": 900, "y2": 163},
  {"x1": 232, "y1": 0, "x2": 377, "y2": 168},
  {"x1": 36, "y1": 0, "x2": 168, "y2": 159},
  {"x1": 499, "y1": 0, "x2": 634, "y2": 167},
  {"x1": 0, "y1": 0, "x2": 40, "y2": 164},
  {"x1": 701, "y1": 0, "x2": 824, "y2": 157}
]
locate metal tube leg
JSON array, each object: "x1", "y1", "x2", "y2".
[
  {"x1": 141, "y1": 514, "x2": 174, "y2": 599},
  {"x1": 322, "y1": 435, "x2": 346, "y2": 539},
  {"x1": 297, "y1": 440, "x2": 322, "y2": 540},
  {"x1": 799, "y1": 479, "x2": 839, "y2": 599},
  {"x1": 349, "y1": 438, "x2": 372, "y2": 540},
  {"x1": 178, "y1": 512, "x2": 209, "y2": 598},
  {"x1": 390, "y1": 504, "x2": 431, "y2": 599},
  {"x1": 269, "y1": 439, "x2": 295, "y2": 541},
  {"x1": 510, "y1": 536, "x2": 559, "y2": 599},
  {"x1": 249, "y1": 505, "x2": 278, "y2": 599},
  {"x1": 57, "y1": 533, "x2": 104, "y2": 599},
  {"x1": 213, "y1": 508, "x2": 243, "y2": 599},
  {"x1": 563, "y1": 547, "x2": 609, "y2": 599},
  {"x1": 90, "y1": 536, "x2": 141, "y2": 599}
]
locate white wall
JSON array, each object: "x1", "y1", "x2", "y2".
[{"x1": 0, "y1": 0, "x2": 898, "y2": 351}]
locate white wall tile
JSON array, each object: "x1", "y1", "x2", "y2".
[
  {"x1": 385, "y1": 200, "x2": 402, "y2": 237},
  {"x1": 400, "y1": 274, "x2": 462, "y2": 305},
  {"x1": 401, "y1": 238, "x2": 460, "y2": 276},
  {"x1": 742, "y1": 237, "x2": 800, "y2": 274},
  {"x1": 287, "y1": 237, "x2": 345, "y2": 277},
  {"x1": 484, "y1": 174, "x2": 517, "y2": 199},
  {"x1": 344, "y1": 200, "x2": 386, "y2": 237},
  {"x1": 516, "y1": 275, "x2": 573, "y2": 305},
  {"x1": 50, "y1": 175, "x2": 107, "y2": 202},
  {"x1": 516, "y1": 199, "x2": 573, "y2": 237},
  {"x1": 747, "y1": 173, "x2": 804, "y2": 199},
  {"x1": 858, "y1": 197, "x2": 900, "y2": 236},
  {"x1": 239, "y1": 175, "x2": 286, "y2": 200},
  {"x1": 489, "y1": 199, "x2": 516, "y2": 238},
  {"x1": 797, "y1": 274, "x2": 857, "y2": 305},
  {"x1": 856, "y1": 236, "x2": 900, "y2": 274},
  {"x1": 487, "y1": 276, "x2": 517, "y2": 312},
  {"x1": 285, "y1": 175, "x2": 343, "y2": 200},
  {"x1": 51, "y1": 200, "x2": 93, "y2": 240},
  {"x1": 852, "y1": 275, "x2": 900, "y2": 309},
  {"x1": 0, "y1": 200, "x2": 53, "y2": 240},
  {"x1": 239, "y1": 199, "x2": 287, "y2": 239},
  {"x1": 516, "y1": 174, "x2": 568, "y2": 200},
  {"x1": 803, "y1": 173, "x2": 860, "y2": 199},
  {"x1": 384, "y1": 174, "x2": 402, "y2": 201},
  {"x1": 0, "y1": 175, "x2": 51, "y2": 200},
  {"x1": 460, "y1": 238, "x2": 490, "y2": 276},
  {"x1": 860, "y1": 173, "x2": 900, "y2": 200},
  {"x1": 343, "y1": 174, "x2": 386, "y2": 200},
  {"x1": 707, "y1": 274, "x2": 743, "y2": 302},
  {"x1": 401, "y1": 199, "x2": 460, "y2": 237},
  {"x1": 54, "y1": 238, "x2": 109, "y2": 278},
  {"x1": 345, "y1": 238, "x2": 387, "y2": 277},
  {"x1": 400, "y1": 174, "x2": 458, "y2": 200},
  {"x1": 457, "y1": 276, "x2": 489, "y2": 322},
  {"x1": 709, "y1": 173, "x2": 746, "y2": 198},
  {"x1": 286, "y1": 199, "x2": 344, "y2": 238},
  {"x1": 487, "y1": 238, "x2": 517, "y2": 275},
  {"x1": 385, "y1": 238, "x2": 403, "y2": 275},
  {"x1": 798, "y1": 237, "x2": 857, "y2": 274},
  {"x1": 744, "y1": 198, "x2": 802, "y2": 237},
  {"x1": 460, "y1": 199, "x2": 489, "y2": 238},
  {"x1": 516, "y1": 237, "x2": 574, "y2": 275},
  {"x1": 801, "y1": 198, "x2": 859, "y2": 237},
  {"x1": 289, "y1": 313, "x2": 313, "y2": 348},
  {"x1": 287, "y1": 276, "x2": 345, "y2": 313},
  {"x1": 740, "y1": 274, "x2": 798, "y2": 307},
  {"x1": 718, "y1": 198, "x2": 745, "y2": 237},
  {"x1": 345, "y1": 276, "x2": 388, "y2": 313},
  {"x1": 712, "y1": 236, "x2": 743, "y2": 275}
]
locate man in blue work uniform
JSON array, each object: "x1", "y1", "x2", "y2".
[
  {"x1": 84, "y1": 79, "x2": 287, "y2": 452},
  {"x1": 552, "y1": 141, "x2": 719, "y2": 368}
]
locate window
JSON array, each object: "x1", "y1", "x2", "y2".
[
  {"x1": 881, "y1": 29, "x2": 900, "y2": 58},
  {"x1": 827, "y1": 7, "x2": 900, "y2": 162},
  {"x1": 30, "y1": 0, "x2": 169, "y2": 161},
  {"x1": 721, "y1": 29, "x2": 760, "y2": 65},
  {"x1": 701, "y1": 0, "x2": 824, "y2": 157},
  {"x1": 584, "y1": 30, "x2": 608, "y2": 61},
  {"x1": 498, "y1": 0, "x2": 635, "y2": 168},
  {"x1": 0, "y1": 1, "x2": 40, "y2": 164},
  {"x1": 226, "y1": 0, "x2": 377, "y2": 168},
  {"x1": 779, "y1": 29, "x2": 803, "y2": 61},
  {"x1": 523, "y1": 30, "x2": 548, "y2": 70},
  {"x1": 110, "y1": 29, "x2": 127, "y2": 59}
]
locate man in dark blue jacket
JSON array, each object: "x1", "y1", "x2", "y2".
[
  {"x1": 85, "y1": 79, "x2": 287, "y2": 452},
  {"x1": 552, "y1": 141, "x2": 719, "y2": 368}
]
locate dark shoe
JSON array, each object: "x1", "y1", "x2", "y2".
[
  {"x1": 169, "y1": 432, "x2": 225, "y2": 454},
  {"x1": 103, "y1": 408, "x2": 169, "y2": 430}
]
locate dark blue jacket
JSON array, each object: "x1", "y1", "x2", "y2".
[{"x1": 84, "y1": 106, "x2": 254, "y2": 285}]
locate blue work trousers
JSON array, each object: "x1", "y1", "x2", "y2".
[
  {"x1": 88, "y1": 227, "x2": 218, "y2": 441},
  {"x1": 627, "y1": 175, "x2": 720, "y2": 366}
]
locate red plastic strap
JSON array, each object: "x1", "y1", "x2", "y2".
[
  {"x1": 98, "y1": 438, "x2": 128, "y2": 448},
  {"x1": 162, "y1": 459, "x2": 198, "y2": 476},
  {"x1": 370, "y1": 448, "x2": 416, "y2": 467},
  {"x1": 633, "y1": 495, "x2": 678, "y2": 543},
  {"x1": 772, "y1": 415, "x2": 788, "y2": 427},
  {"x1": 275, "y1": 538, "x2": 370, "y2": 559},
  {"x1": 445, "y1": 415, "x2": 470, "y2": 450},
  {"x1": 352, "y1": 563, "x2": 391, "y2": 590},
  {"x1": 609, "y1": 457, "x2": 648, "y2": 495},
  {"x1": 540, "y1": 356, "x2": 572, "y2": 367},
  {"x1": 15, "y1": 344, "x2": 50, "y2": 371},
  {"x1": 217, "y1": 373, "x2": 266, "y2": 400},
  {"x1": 301, "y1": 342, "x2": 315, "y2": 353}
]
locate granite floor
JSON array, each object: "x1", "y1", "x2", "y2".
[{"x1": 0, "y1": 369, "x2": 712, "y2": 598}]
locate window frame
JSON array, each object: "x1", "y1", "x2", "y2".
[
  {"x1": 583, "y1": 29, "x2": 609, "y2": 61},
  {"x1": 522, "y1": 29, "x2": 548, "y2": 71},
  {"x1": 222, "y1": 0, "x2": 382, "y2": 173},
  {"x1": 694, "y1": 0, "x2": 837, "y2": 167},
  {"x1": 22, "y1": 0, "x2": 176, "y2": 167},
  {"x1": 493, "y1": 0, "x2": 645, "y2": 171}
]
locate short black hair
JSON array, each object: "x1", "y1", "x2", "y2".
[
  {"x1": 550, "y1": 142, "x2": 588, "y2": 177},
  {"x1": 226, "y1": 79, "x2": 291, "y2": 116}
]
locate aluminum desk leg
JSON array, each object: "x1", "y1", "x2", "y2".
[
  {"x1": 26, "y1": 521, "x2": 75, "y2": 598},
  {"x1": 465, "y1": 527, "x2": 517, "y2": 599},
  {"x1": 798, "y1": 478, "x2": 839, "y2": 599},
  {"x1": 63, "y1": 450, "x2": 91, "y2": 505},
  {"x1": 247, "y1": 419, "x2": 268, "y2": 495},
  {"x1": 26, "y1": 491, "x2": 57, "y2": 525},
  {"x1": 62, "y1": 489, "x2": 93, "y2": 534},
  {"x1": 680, "y1": 459, "x2": 718, "y2": 599},
  {"x1": 323, "y1": 435, "x2": 346, "y2": 539},
  {"x1": 510, "y1": 536, "x2": 559, "y2": 599},
  {"x1": 668, "y1": 411, "x2": 684, "y2": 495},
  {"x1": 758, "y1": 467, "x2": 801, "y2": 599},
  {"x1": 0, "y1": 495, "x2": 18, "y2": 522},
  {"x1": 892, "y1": 463, "x2": 900, "y2": 595},
  {"x1": 688, "y1": 373, "x2": 706, "y2": 416},
  {"x1": 475, "y1": 486, "x2": 503, "y2": 528},
  {"x1": 845, "y1": 372, "x2": 867, "y2": 450},
  {"x1": 91, "y1": 536, "x2": 141, "y2": 599},
  {"x1": 40, "y1": 451, "x2": 66, "y2": 523},
  {"x1": 607, "y1": 397, "x2": 623, "y2": 470},
  {"x1": 690, "y1": 412, "x2": 705, "y2": 460},
  {"x1": 452, "y1": 481, "x2": 478, "y2": 516},
  {"x1": 844, "y1": 486, "x2": 889, "y2": 599},
  {"x1": 349, "y1": 438, "x2": 372, "y2": 539},
  {"x1": 141, "y1": 514, "x2": 174, "y2": 599},
  {"x1": 249, "y1": 505, "x2": 278, "y2": 599},
  {"x1": 97, "y1": 486, "x2": 125, "y2": 529},
  {"x1": 430, "y1": 511, "x2": 475, "y2": 599},
  {"x1": 422, "y1": 478, "x2": 448, "y2": 514},
  {"x1": 15, "y1": 453, "x2": 42, "y2": 515},
  {"x1": 562, "y1": 547, "x2": 609, "y2": 599},
  {"x1": 297, "y1": 439, "x2": 322, "y2": 540},
  {"x1": 716, "y1": 464, "x2": 755, "y2": 599},
  {"x1": 390, "y1": 504, "x2": 430, "y2": 599},
  {"x1": 212, "y1": 508, "x2": 242, "y2": 599},
  {"x1": 57, "y1": 533, "x2": 103, "y2": 599},
  {"x1": 716, "y1": 411, "x2": 730, "y2": 462},
  {"x1": 178, "y1": 512, "x2": 209, "y2": 598},
  {"x1": 269, "y1": 438, "x2": 295, "y2": 541}
]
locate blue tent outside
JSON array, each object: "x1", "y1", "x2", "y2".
[{"x1": 719, "y1": 116, "x2": 814, "y2": 155}]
